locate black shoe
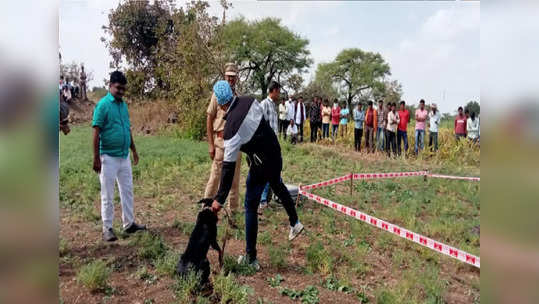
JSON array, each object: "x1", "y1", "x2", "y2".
[
  {"x1": 103, "y1": 228, "x2": 118, "y2": 242},
  {"x1": 124, "y1": 222, "x2": 146, "y2": 234}
]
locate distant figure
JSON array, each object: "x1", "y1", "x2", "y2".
[
  {"x1": 376, "y1": 100, "x2": 386, "y2": 151},
  {"x1": 331, "y1": 100, "x2": 341, "y2": 140},
  {"x1": 80, "y1": 64, "x2": 87, "y2": 100},
  {"x1": 60, "y1": 98, "x2": 70, "y2": 135},
  {"x1": 383, "y1": 102, "x2": 391, "y2": 152},
  {"x1": 414, "y1": 99, "x2": 428, "y2": 154},
  {"x1": 278, "y1": 98, "x2": 288, "y2": 139},
  {"x1": 364, "y1": 101, "x2": 378, "y2": 153},
  {"x1": 455, "y1": 106, "x2": 467, "y2": 140},
  {"x1": 92, "y1": 71, "x2": 146, "y2": 242},
  {"x1": 339, "y1": 103, "x2": 349, "y2": 138},
  {"x1": 309, "y1": 96, "x2": 322, "y2": 142},
  {"x1": 286, "y1": 97, "x2": 296, "y2": 143},
  {"x1": 428, "y1": 103, "x2": 441, "y2": 151},
  {"x1": 321, "y1": 99, "x2": 331, "y2": 139},
  {"x1": 386, "y1": 102, "x2": 400, "y2": 157},
  {"x1": 467, "y1": 112, "x2": 480, "y2": 143},
  {"x1": 294, "y1": 97, "x2": 306, "y2": 142},
  {"x1": 353, "y1": 103, "x2": 365, "y2": 152},
  {"x1": 397, "y1": 101, "x2": 410, "y2": 156}
]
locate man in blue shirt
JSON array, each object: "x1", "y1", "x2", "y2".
[{"x1": 92, "y1": 71, "x2": 145, "y2": 242}]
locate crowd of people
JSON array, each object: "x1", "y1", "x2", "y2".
[{"x1": 275, "y1": 95, "x2": 480, "y2": 156}]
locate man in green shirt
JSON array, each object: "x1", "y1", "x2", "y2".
[{"x1": 92, "y1": 71, "x2": 145, "y2": 242}]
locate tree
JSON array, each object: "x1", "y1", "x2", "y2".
[
  {"x1": 316, "y1": 48, "x2": 392, "y2": 107},
  {"x1": 221, "y1": 17, "x2": 312, "y2": 98},
  {"x1": 465, "y1": 100, "x2": 480, "y2": 115},
  {"x1": 282, "y1": 74, "x2": 304, "y2": 97}
]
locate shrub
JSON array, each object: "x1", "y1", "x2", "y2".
[
  {"x1": 129, "y1": 231, "x2": 167, "y2": 261},
  {"x1": 222, "y1": 255, "x2": 256, "y2": 276},
  {"x1": 155, "y1": 250, "x2": 180, "y2": 277},
  {"x1": 213, "y1": 273, "x2": 251, "y2": 304},
  {"x1": 305, "y1": 241, "x2": 333, "y2": 275},
  {"x1": 268, "y1": 246, "x2": 287, "y2": 269},
  {"x1": 77, "y1": 260, "x2": 111, "y2": 292}
]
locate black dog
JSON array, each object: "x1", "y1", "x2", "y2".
[{"x1": 176, "y1": 198, "x2": 221, "y2": 285}]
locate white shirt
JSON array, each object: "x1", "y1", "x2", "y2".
[
  {"x1": 428, "y1": 111, "x2": 441, "y2": 133},
  {"x1": 294, "y1": 102, "x2": 306, "y2": 125},
  {"x1": 278, "y1": 103, "x2": 288, "y2": 120},
  {"x1": 286, "y1": 101, "x2": 295, "y2": 121},
  {"x1": 467, "y1": 118, "x2": 480, "y2": 139},
  {"x1": 260, "y1": 97, "x2": 278, "y2": 134}
]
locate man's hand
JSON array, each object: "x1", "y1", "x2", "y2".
[
  {"x1": 132, "y1": 151, "x2": 139, "y2": 165},
  {"x1": 211, "y1": 200, "x2": 222, "y2": 214},
  {"x1": 209, "y1": 144, "x2": 215, "y2": 160},
  {"x1": 93, "y1": 156, "x2": 101, "y2": 173}
]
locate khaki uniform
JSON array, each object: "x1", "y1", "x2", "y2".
[{"x1": 204, "y1": 93, "x2": 241, "y2": 211}]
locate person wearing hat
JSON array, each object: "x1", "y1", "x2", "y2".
[
  {"x1": 209, "y1": 80, "x2": 304, "y2": 271},
  {"x1": 428, "y1": 102, "x2": 441, "y2": 151},
  {"x1": 204, "y1": 63, "x2": 242, "y2": 215}
]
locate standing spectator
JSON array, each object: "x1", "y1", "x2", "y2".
[
  {"x1": 376, "y1": 100, "x2": 386, "y2": 151},
  {"x1": 205, "y1": 63, "x2": 242, "y2": 215},
  {"x1": 428, "y1": 103, "x2": 441, "y2": 151},
  {"x1": 92, "y1": 71, "x2": 146, "y2": 242},
  {"x1": 294, "y1": 97, "x2": 306, "y2": 143},
  {"x1": 287, "y1": 97, "x2": 296, "y2": 144},
  {"x1": 397, "y1": 101, "x2": 410, "y2": 156},
  {"x1": 278, "y1": 98, "x2": 288, "y2": 139},
  {"x1": 455, "y1": 106, "x2": 467, "y2": 140},
  {"x1": 339, "y1": 103, "x2": 350, "y2": 138},
  {"x1": 321, "y1": 99, "x2": 331, "y2": 139},
  {"x1": 331, "y1": 100, "x2": 341, "y2": 140},
  {"x1": 383, "y1": 102, "x2": 391, "y2": 152},
  {"x1": 364, "y1": 101, "x2": 378, "y2": 153},
  {"x1": 467, "y1": 112, "x2": 480, "y2": 143},
  {"x1": 414, "y1": 99, "x2": 428, "y2": 154},
  {"x1": 259, "y1": 81, "x2": 281, "y2": 210},
  {"x1": 309, "y1": 96, "x2": 322, "y2": 142},
  {"x1": 353, "y1": 103, "x2": 365, "y2": 152},
  {"x1": 386, "y1": 102, "x2": 400, "y2": 157}
]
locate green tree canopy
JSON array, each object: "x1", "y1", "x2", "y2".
[
  {"x1": 315, "y1": 48, "x2": 393, "y2": 107},
  {"x1": 465, "y1": 100, "x2": 480, "y2": 115},
  {"x1": 221, "y1": 17, "x2": 312, "y2": 98}
]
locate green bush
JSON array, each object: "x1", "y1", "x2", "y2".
[
  {"x1": 213, "y1": 273, "x2": 251, "y2": 304},
  {"x1": 305, "y1": 241, "x2": 333, "y2": 275},
  {"x1": 77, "y1": 260, "x2": 112, "y2": 292},
  {"x1": 129, "y1": 231, "x2": 167, "y2": 261},
  {"x1": 222, "y1": 255, "x2": 256, "y2": 276},
  {"x1": 173, "y1": 269, "x2": 202, "y2": 304},
  {"x1": 268, "y1": 245, "x2": 287, "y2": 269},
  {"x1": 154, "y1": 250, "x2": 180, "y2": 277}
]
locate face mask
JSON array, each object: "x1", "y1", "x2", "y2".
[{"x1": 333, "y1": 104, "x2": 337, "y2": 109}]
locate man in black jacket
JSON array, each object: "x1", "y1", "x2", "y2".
[{"x1": 210, "y1": 80, "x2": 304, "y2": 270}]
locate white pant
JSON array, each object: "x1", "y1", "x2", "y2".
[{"x1": 99, "y1": 154, "x2": 135, "y2": 231}]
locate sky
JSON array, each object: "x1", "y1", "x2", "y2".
[{"x1": 59, "y1": 0, "x2": 480, "y2": 114}]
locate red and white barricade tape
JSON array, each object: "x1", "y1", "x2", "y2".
[
  {"x1": 353, "y1": 171, "x2": 428, "y2": 180},
  {"x1": 300, "y1": 174, "x2": 353, "y2": 191},
  {"x1": 428, "y1": 174, "x2": 480, "y2": 182},
  {"x1": 299, "y1": 190, "x2": 480, "y2": 268}
]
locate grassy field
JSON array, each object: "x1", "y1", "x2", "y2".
[{"x1": 60, "y1": 124, "x2": 479, "y2": 304}]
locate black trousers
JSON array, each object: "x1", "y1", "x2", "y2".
[
  {"x1": 310, "y1": 121, "x2": 320, "y2": 142},
  {"x1": 297, "y1": 122, "x2": 304, "y2": 142},
  {"x1": 244, "y1": 153, "x2": 299, "y2": 260},
  {"x1": 386, "y1": 130, "x2": 397, "y2": 156},
  {"x1": 354, "y1": 128, "x2": 363, "y2": 151},
  {"x1": 279, "y1": 119, "x2": 289, "y2": 139}
]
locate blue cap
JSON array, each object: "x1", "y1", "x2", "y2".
[{"x1": 213, "y1": 80, "x2": 233, "y2": 105}]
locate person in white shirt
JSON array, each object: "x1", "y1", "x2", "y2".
[
  {"x1": 428, "y1": 103, "x2": 441, "y2": 151},
  {"x1": 294, "y1": 97, "x2": 306, "y2": 142},
  {"x1": 386, "y1": 102, "x2": 400, "y2": 157},
  {"x1": 278, "y1": 98, "x2": 288, "y2": 139},
  {"x1": 467, "y1": 112, "x2": 480, "y2": 143}
]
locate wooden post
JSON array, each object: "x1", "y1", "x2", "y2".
[{"x1": 350, "y1": 173, "x2": 353, "y2": 196}]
